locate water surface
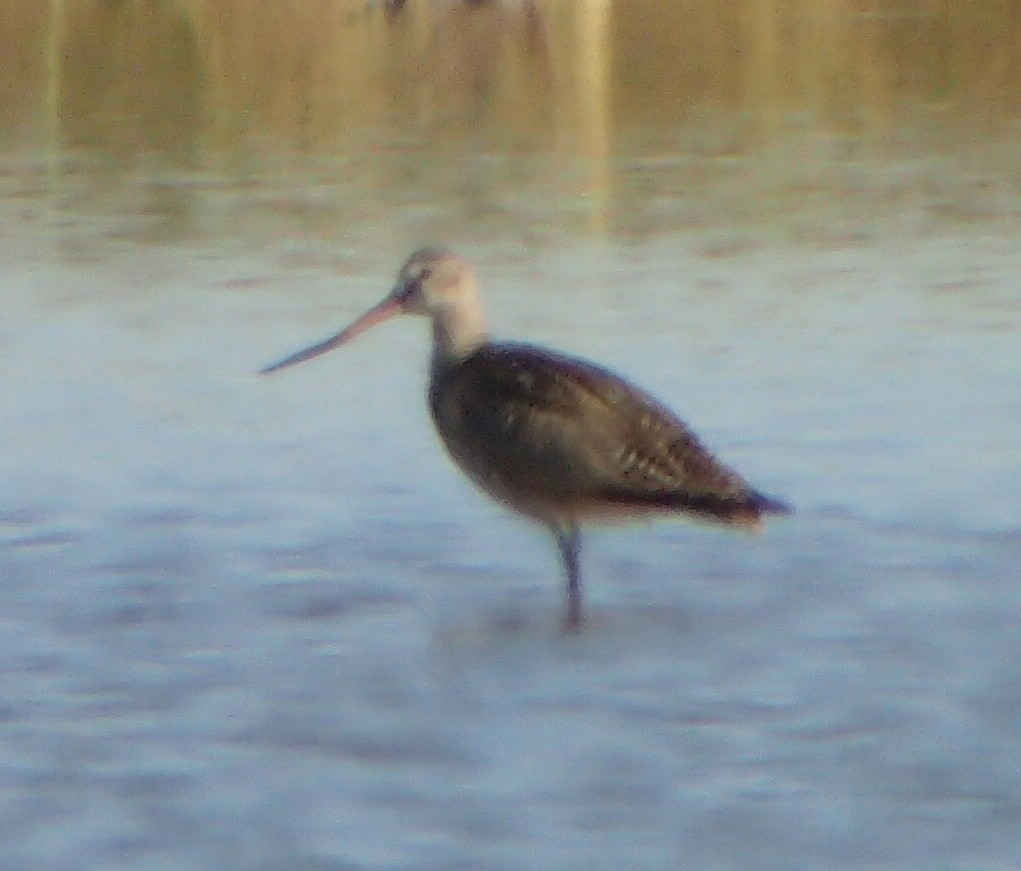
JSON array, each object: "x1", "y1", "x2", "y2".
[{"x1": 2, "y1": 2, "x2": 1020, "y2": 869}]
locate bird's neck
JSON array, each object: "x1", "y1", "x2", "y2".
[{"x1": 430, "y1": 301, "x2": 488, "y2": 363}]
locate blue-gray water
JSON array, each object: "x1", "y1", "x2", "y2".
[{"x1": 3, "y1": 158, "x2": 1019, "y2": 870}]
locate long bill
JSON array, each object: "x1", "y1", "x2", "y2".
[{"x1": 260, "y1": 295, "x2": 403, "y2": 374}]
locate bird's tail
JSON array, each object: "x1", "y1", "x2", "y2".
[
  {"x1": 601, "y1": 486, "x2": 792, "y2": 526},
  {"x1": 750, "y1": 491, "x2": 793, "y2": 517}
]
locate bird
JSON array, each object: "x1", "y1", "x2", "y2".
[{"x1": 262, "y1": 247, "x2": 791, "y2": 631}]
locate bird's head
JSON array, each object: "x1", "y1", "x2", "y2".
[{"x1": 260, "y1": 247, "x2": 481, "y2": 374}]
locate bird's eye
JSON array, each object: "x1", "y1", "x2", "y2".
[{"x1": 419, "y1": 267, "x2": 432, "y2": 280}]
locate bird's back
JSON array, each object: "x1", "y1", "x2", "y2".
[{"x1": 428, "y1": 342, "x2": 790, "y2": 528}]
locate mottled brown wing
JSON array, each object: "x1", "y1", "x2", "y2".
[{"x1": 429, "y1": 343, "x2": 782, "y2": 522}]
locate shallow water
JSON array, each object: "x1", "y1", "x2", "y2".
[{"x1": 3, "y1": 3, "x2": 1021, "y2": 870}]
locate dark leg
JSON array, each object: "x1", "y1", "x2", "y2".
[{"x1": 553, "y1": 522, "x2": 582, "y2": 632}]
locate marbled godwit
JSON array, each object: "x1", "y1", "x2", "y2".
[{"x1": 262, "y1": 248, "x2": 791, "y2": 630}]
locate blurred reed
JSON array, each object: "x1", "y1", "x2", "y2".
[
  {"x1": 1, "y1": 0, "x2": 1017, "y2": 156},
  {"x1": 1, "y1": 0, "x2": 1017, "y2": 238}
]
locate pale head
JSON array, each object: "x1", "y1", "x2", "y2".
[
  {"x1": 395, "y1": 247, "x2": 478, "y2": 316},
  {"x1": 261, "y1": 247, "x2": 487, "y2": 374}
]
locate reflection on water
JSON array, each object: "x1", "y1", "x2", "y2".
[
  {"x1": 2, "y1": 0, "x2": 1020, "y2": 235},
  {"x1": 2, "y1": 2, "x2": 1021, "y2": 870}
]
